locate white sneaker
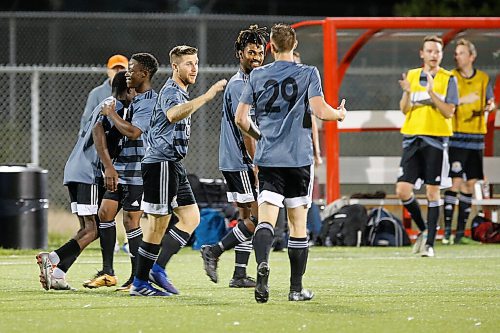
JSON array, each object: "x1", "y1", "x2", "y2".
[
  {"x1": 50, "y1": 276, "x2": 76, "y2": 291},
  {"x1": 421, "y1": 245, "x2": 435, "y2": 257},
  {"x1": 36, "y1": 252, "x2": 53, "y2": 291},
  {"x1": 412, "y1": 231, "x2": 427, "y2": 254}
]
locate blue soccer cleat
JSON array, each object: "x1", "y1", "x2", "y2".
[
  {"x1": 129, "y1": 278, "x2": 171, "y2": 297},
  {"x1": 149, "y1": 263, "x2": 179, "y2": 295}
]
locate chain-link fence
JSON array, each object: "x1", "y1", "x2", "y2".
[{"x1": 1, "y1": 13, "x2": 499, "y2": 207}]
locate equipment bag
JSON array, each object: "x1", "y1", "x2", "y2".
[
  {"x1": 366, "y1": 207, "x2": 411, "y2": 247},
  {"x1": 192, "y1": 208, "x2": 227, "y2": 250},
  {"x1": 471, "y1": 214, "x2": 500, "y2": 243},
  {"x1": 319, "y1": 204, "x2": 368, "y2": 246}
]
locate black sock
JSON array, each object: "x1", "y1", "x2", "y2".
[
  {"x1": 426, "y1": 201, "x2": 440, "y2": 246},
  {"x1": 456, "y1": 193, "x2": 473, "y2": 240},
  {"x1": 288, "y1": 237, "x2": 309, "y2": 292},
  {"x1": 54, "y1": 238, "x2": 81, "y2": 272},
  {"x1": 212, "y1": 220, "x2": 253, "y2": 257},
  {"x1": 233, "y1": 240, "x2": 252, "y2": 278},
  {"x1": 402, "y1": 195, "x2": 427, "y2": 232},
  {"x1": 443, "y1": 191, "x2": 457, "y2": 238},
  {"x1": 135, "y1": 241, "x2": 160, "y2": 282},
  {"x1": 156, "y1": 225, "x2": 191, "y2": 268},
  {"x1": 98, "y1": 219, "x2": 116, "y2": 275},
  {"x1": 252, "y1": 222, "x2": 275, "y2": 265},
  {"x1": 126, "y1": 227, "x2": 142, "y2": 279}
]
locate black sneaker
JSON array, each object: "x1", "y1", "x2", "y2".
[
  {"x1": 229, "y1": 276, "x2": 256, "y2": 288},
  {"x1": 201, "y1": 245, "x2": 218, "y2": 283},
  {"x1": 254, "y1": 262, "x2": 270, "y2": 303},
  {"x1": 288, "y1": 289, "x2": 314, "y2": 301}
]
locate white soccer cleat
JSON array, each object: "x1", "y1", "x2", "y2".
[
  {"x1": 36, "y1": 252, "x2": 53, "y2": 291},
  {"x1": 421, "y1": 245, "x2": 435, "y2": 257}
]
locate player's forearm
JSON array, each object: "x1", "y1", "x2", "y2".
[
  {"x1": 166, "y1": 94, "x2": 209, "y2": 123},
  {"x1": 243, "y1": 134, "x2": 256, "y2": 159},
  {"x1": 400, "y1": 92, "x2": 411, "y2": 114},
  {"x1": 92, "y1": 123, "x2": 114, "y2": 170},
  {"x1": 107, "y1": 111, "x2": 142, "y2": 139},
  {"x1": 429, "y1": 91, "x2": 455, "y2": 118}
]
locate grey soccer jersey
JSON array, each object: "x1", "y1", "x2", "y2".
[
  {"x1": 64, "y1": 97, "x2": 120, "y2": 185},
  {"x1": 219, "y1": 70, "x2": 254, "y2": 171},
  {"x1": 80, "y1": 79, "x2": 111, "y2": 134},
  {"x1": 112, "y1": 90, "x2": 157, "y2": 185},
  {"x1": 240, "y1": 61, "x2": 323, "y2": 167},
  {"x1": 143, "y1": 78, "x2": 190, "y2": 163}
]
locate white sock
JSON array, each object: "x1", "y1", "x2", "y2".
[
  {"x1": 52, "y1": 267, "x2": 65, "y2": 279},
  {"x1": 48, "y1": 251, "x2": 60, "y2": 265}
]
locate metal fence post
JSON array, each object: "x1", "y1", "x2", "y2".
[{"x1": 31, "y1": 69, "x2": 40, "y2": 166}]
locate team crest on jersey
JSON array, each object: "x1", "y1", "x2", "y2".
[{"x1": 451, "y1": 161, "x2": 462, "y2": 173}]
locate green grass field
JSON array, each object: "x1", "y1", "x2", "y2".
[{"x1": 1, "y1": 243, "x2": 499, "y2": 333}]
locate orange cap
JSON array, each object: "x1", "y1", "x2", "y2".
[{"x1": 107, "y1": 54, "x2": 129, "y2": 69}]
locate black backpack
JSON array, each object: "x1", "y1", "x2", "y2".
[
  {"x1": 366, "y1": 207, "x2": 411, "y2": 246},
  {"x1": 319, "y1": 204, "x2": 368, "y2": 246}
]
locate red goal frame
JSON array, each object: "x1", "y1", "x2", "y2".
[{"x1": 292, "y1": 17, "x2": 500, "y2": 203}]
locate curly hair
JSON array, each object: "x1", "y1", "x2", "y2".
[{"x1": 234, "y1": 24, "x2": 268, "y2": 58}]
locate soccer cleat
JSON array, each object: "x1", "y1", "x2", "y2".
[
  {"x1": 129, "y1": 278, "x2": 171, "y2": 297},
  {"x1": 201, "y1": 245, "x2": 219, "y2": 283},
  {"x1": 454, "y1": 236, "x2": 478, "y2": 245},
  {"x1": 412, "y1": 231, "x2": 427, "y2": 254},
  {"x1": 83, "y1": 271, "x2": 117, "y2": 289},
  {"x1": 442, "y1": 237, "x2": 451, "y2": 245},
  {"x1": 229, "y1": 276, "x2": 256, "y2": 288},
  {"x1": 149, "y1": 263, "x2": 179, "y2": 294},
  {"x1": 288, "y1": 289, "x2": 315, "y2": 302},
  {"x1": 50, "y1": 276, "x2": 76, "y2": 291},
  {"x1": 36, "y1": 252, "x2": 54, "y2": 291},
  {"x1": 116, "y1": 276, "x2": 133, "y2": 292},
  {"x1": 421, "y1": 244, "x2": 435, "y2": 257},
  {"x1": 254, "y1": 262, "x2": 270, "y2": 303}
]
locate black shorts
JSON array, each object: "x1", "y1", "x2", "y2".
[
  {"x1": 141, "y1": 161, "x2": 196, "y2": 215},
  {"x1": 448, "y1": 147, "x2": 484, "y2": 180},
  {"x1": 257, "y1": 165, "x2": 313, "y2": 208},
  {"x1": 102, "y1": 184, "x2": 144, "y2": 212},
  {"x1": 67, "y1": 182, "x2": 104, "y2": 216},
  {"x1": 221, "y1": 167, "x2": 257, "y2": 204},
  {"x1": 397, "y1": 139, "x2": 444, "y2": 186}
]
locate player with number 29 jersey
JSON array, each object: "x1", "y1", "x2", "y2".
[{"x1": 240, "y1": 61, "x2": 323, "y2": 167}]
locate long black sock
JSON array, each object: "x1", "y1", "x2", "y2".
[
  {"x1": 233, "y1": 240, "x2": 252, "y2": 278},
  {"x1": 402, "y1": 195, "x2": 426, "y2": 232},
  {"x1": 456, "y1": 193, "x2": 473, "y2": 240},
  {"x1": 98, "y1": 219, "x2": 116, "y2": 275},
  {"x1": 288, "y1": 237, "x2": 309, "y2": 292},
  {"x1": 126, "y1": 227, "x2": 142, "y2": 279},
  {"x1": 252, "y1": 222, "x2": 275, "y2": 265},
  {"x1": 426, "y1": 201, "x2": 440, "y2": 246},
  {"x1": 54, "y1": 238, "x2": 81, "y2": 273},
  {"x1": 156, "y1": 225, "x2": 191, "y2": 268},
  {"x1": 135, "y1": 241, "x2": 160, "y2": 282},
  {"x1": 212, "y1": 220, "x2": 253, "y2": 257},
  {"x1": 443, "y1": 191, "x2": 458, "y2": 238}
]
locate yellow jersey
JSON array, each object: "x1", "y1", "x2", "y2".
[
  {"x1": 451, "y1": 68, "x2": 490, "y2": 134},
  {"x1": 401, "y1": 67, "x2": 454, "y2": 137}
]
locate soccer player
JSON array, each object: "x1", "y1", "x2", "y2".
[
  {"x1": 443, "y1": 39, "x2": 495, "y2": 245},
  {"x1": 129, "y1": 45, "x2": 227, "y2": 296},
  {"x1": 80, "y1": 54, "x2": 129, "y2": 134},
  {"x1": 397, "y1": 35, "x2": 459, "y2": 257},
  {"x1": 235, "y1": 23, "x2": 346, "y2": 303},
  {"x1": 85, "y1": 53, "x2": 161, "y2": 291},
  {"x1": 200, "y1": 25, "x2": 268, "y2": 288},
  {"x1": 35, "y1": 70, "x2": 131, "y2": 291}
]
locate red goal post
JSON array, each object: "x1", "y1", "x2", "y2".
[{"x1": 291, "y1": 17, "x2": 500, "y2": 203}]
